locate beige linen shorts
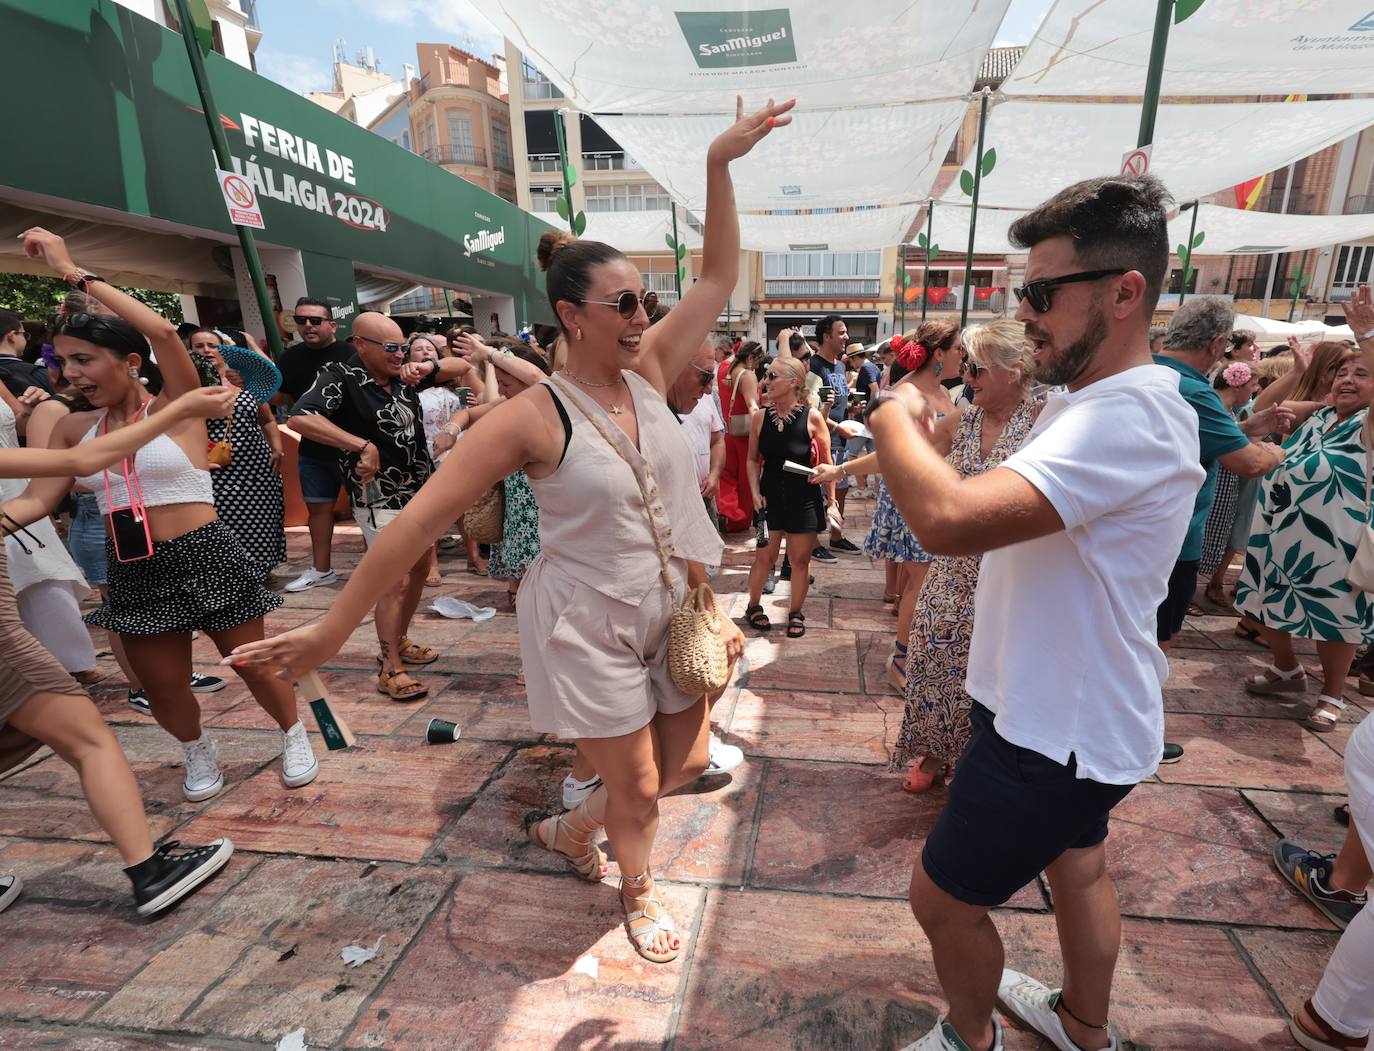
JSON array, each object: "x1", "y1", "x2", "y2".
[{"x1": 518, "y1": 555, "x2": 698, "y2": 739}]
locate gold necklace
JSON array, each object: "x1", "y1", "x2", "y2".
[{"x1": 561, "y1": 369, "x2": 627, "y2": 414}]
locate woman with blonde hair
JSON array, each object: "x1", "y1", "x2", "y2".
[
  {"x1": 743, "y1": 355, "x2": 835, "y2": 637},
  {"x1": 889, "y1": 320, "x2": 1039, "y2": 792}
]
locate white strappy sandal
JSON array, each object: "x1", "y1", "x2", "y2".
[{"x1": 620, "y1": 872, "x2": 680, "y2": 963}]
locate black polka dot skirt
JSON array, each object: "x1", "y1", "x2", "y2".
[{"x1": 84, "y1": 519, "x2": 282, "y2": 636}]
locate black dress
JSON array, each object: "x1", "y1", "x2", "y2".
[{"x1": 759, "y1": 405, "x2": 826, "y2": 535}]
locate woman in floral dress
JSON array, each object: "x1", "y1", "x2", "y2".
[
  {"x1": 1236, "y1": 350, "x2": 1374, "y2": 734},
  {"x1": 889, "y1": 321, "x2": 1037, "y2": 792}
]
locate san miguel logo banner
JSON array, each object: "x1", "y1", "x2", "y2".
[{"x1": 676, "y1": 9, "x2": 798, "y2": 69}]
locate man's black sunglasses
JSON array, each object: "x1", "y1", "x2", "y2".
[
  {"x1": 584, "y1": 290, "x2": 658, "y2": 320},
  {"x1": 293, "y1": 314, "x2": 330, "y2": 326},
  {"x1": 1013, "y1": 269, "x2": 1126, "y2": 314}
]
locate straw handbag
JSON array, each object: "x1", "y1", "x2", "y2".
[
  {"x1": 1347, "y1": 416, "x2": 1374, "y2": 592},
  {"x1": 465, "y1": 484, "x2": 505, "y2": 545},
  {"x1": 551, "y1": 375, "x2": 730, "y2": 693}
]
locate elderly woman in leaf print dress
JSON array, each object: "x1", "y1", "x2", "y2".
[{"x1": 1236, "y1": 313, "x2": 1374, "y2": 737}]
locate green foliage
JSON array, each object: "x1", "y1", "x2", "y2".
[
  {"x1": 666, "y1": 234, "x2": 678, "y2": 251},
  {"x1": 565, "y1": 163, "x2": 578, "y2": 188},
  {"x1": 0, "y1": 272, "x2": 183, "y2": 324},
  {"x1": 573, "y1": 211, "x2": 587, "y2": 236},
  {"x1": 980, "y1": 148, "x2": 997, "y2": 177},
  {"x1": 959, "y1": 169, "x2": 975, "y2": 196},
  {"x1": 1193, "y1": 230, "x2": 1206, "y2": 249},
  {"x1": 555, "y1": 195, "x2": 570, "y2": 221}
]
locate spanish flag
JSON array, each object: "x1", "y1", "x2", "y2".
[{"x1": 1234, "y1": 176, "x2": 1266, "y2": 210}]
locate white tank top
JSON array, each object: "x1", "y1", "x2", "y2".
[{"x1": 72, "y1": 405, "x2": 214, "y2": 514}]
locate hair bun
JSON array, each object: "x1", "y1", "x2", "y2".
[{"x1": 536, "y1": 230, "x2": 577, "y2": 273}]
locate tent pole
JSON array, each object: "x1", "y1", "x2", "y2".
[
  {"x1": 1137, "y1": 0, "x2": 1175, "y2": 149},
  {"x1": 921, "y1": 202, "x2": 933, "y2": 323},
  {"x1": 960, "y1": 90, "x2": 990, "y2": 330},
  {"x1": 173, "y1": 0, "x2": 283, "y2": 359},
  {"x1": 1261, "y1": 161, "x2": 1296, "y2": 317},
  {"x1": 670, "y1": 204, "x2": 683, "y2": 299},
  {"x1": 1178, "y1": 201, "x2": 1199, "y2": 307},
  {"x1": 1287, "y1": 251, "x2": 1308, "y2": 323},
  {"x1": 553, "y1": 108, "x2": 575, "y2": 216}
]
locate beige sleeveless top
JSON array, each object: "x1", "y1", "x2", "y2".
[{"x1": 532, "y1": 370, "x2": 724, "y2": 604}]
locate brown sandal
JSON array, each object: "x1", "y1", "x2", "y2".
[
  {"x1": 377, "y1": 668, "x2": 429, "y2": 702},
  {"x1": 1290, "y1": 998, "x2": 1366, "y2": 1050},
  {"x1": 375, "y1": 637, "x2": 439, "y2": 667},
  {"x1": 526, "y1": 810, "x2": 607, "y2": 882}
]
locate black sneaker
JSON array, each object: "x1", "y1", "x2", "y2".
[
  {"x1": 1273, "y1": 838, "x2": 1368, "y2": 929},
  {"x1": 190, "y1": 673, "x2": 226, "y2": 694},
  {"x1": 1160, "y1": 742, "x2": 1184, "y2": 764},
  {"x1": 128, "y1": 689, "x2": 152, "y2": 716},
  {"x1": 780, "y1": 558, "x2": 792, "y2": 581},
  {"x1": 812, "y1": 546, "x2": 838, "y2": 564},
  {"x1": 831, "y1": 537, "x2": 862, "y2": 554},
  {"x1": 126, "y1": 839, "x2": 234, "y2": 917}
]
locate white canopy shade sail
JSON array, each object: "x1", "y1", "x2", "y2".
[
  {"x1": 941, "y1": 98, "x2": 1374, "y2": 210},
  {"x1": 470, "y1": 0, "x2": 1012, "y2": 113},
  {"x1": 735, "y1": 205, "x2": 921, "y2": 253},
  {"x1": 1233, "y1": 315, "x2": 1347, "y2": 340},
  {"x1": 914, "y1": 203, "x2": 1027, "y2": 257},
  {"x1": 1167, "y1": 204, "x2": 1374, "y2": 256},
  {"x1": 1004, "y1": 0, "x2": 1374, "y2": 98},
  {"x1": 596, "y1": 100, "x2": 968, "y2": 212},
  {"x1": 545, "y1": 210, "x2": 703, "y2": 254}
]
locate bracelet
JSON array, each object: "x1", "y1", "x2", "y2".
[
  {"x1": 62, "y1": 267, "x2": 104, "y2": 291},
  {"x1": 1358, "y1": 327, "x2": 1374, "y2": 343}
]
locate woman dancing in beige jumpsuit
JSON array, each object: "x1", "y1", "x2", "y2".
[{"x1": 228, "y1": 98, "x2": 792, "y2": 962}]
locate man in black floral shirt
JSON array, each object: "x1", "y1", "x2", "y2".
[{"x1": 291, "y1": 311, "x2": 477, "y2": 701}]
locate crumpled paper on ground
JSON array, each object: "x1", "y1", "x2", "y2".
[
  {"x1": 276, "y1": 1029, "x2": 308, "y2": 1051},
  {"x1": 430, "y1": 597, "x2": 497, "y2": 622},
  {"x1": 340, "y1": 935, "x2": 383, "y2": 968}
]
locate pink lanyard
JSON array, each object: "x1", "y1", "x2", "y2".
[{"x1": 101, "y1": 401, "x2": 151, "y2": 517}]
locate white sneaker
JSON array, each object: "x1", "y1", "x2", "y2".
[
  {"x1": 703, "y1": 733, "x2": 744, "y2": 775},
  {"x1": 998, "y1": 969, "x2": 1118, "y2": 1051},
  {"x1": 285, "y1": 568, "x2": 337, "y2": 593},
  {"x1": 899, "y1": 1016, "x2": 1003, "y2": 1051},
  {"x1": 561, "y1": 773, "x2": 602, "y2": 810},
  {"x1": 182, "y1": 735, "x2": 224, "y2": 802},
  {"x1": 0, "y1": 873, "x2": 21, "y2": 914},
  {"x1": 280, "y1": 721, "x2": 320, "y2": 789}
]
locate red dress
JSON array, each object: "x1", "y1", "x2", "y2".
[{"x1": 716, "y1": 360, "x2": 753, "y2": 533}]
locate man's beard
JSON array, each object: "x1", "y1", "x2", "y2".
[{"x1": 1030, "y1": 306, "x2": 1108, "y2": 387}]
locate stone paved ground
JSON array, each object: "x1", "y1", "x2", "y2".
[{"x1": 0, "y1": 493, "x2": 1360, "y2": 1050}]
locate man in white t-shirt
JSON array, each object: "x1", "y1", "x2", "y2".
[{"x1": 871, "y1": 175, "x2": 1204, "y2": 1051}]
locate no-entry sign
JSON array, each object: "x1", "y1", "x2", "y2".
[
  {"x1": 217, "y1": 168, "x2": 265, "y2": 229},
  {"x1": 1120, "y1": 146, "x2": 1153, "y2": 178}
]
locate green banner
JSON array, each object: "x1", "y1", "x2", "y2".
[{"x1": 0, "y1": 0, "x2": 551, "y2": 323}]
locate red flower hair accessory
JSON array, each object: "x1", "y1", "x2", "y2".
[{"x1": 891, "y1": 334, "x2": 929, "y2": 372}]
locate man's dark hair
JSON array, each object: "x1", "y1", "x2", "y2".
[
  {"x1": 1009, "y1": 175, "x2": 1173, "y2": 313},
  {"x1": 0, "y1": 309, "x2": 23, "y2": 340},
  {"x1": 815, "y1": 314, "x2": 843, "y2": 342},
  {"x1": 294, "y1": 296, "x2": 330, "y2": 312},
  {"x1": 788, "y1": 332, "x2": 805, "y2": 352}
]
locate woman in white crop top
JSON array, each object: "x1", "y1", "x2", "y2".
[
  {"x1": 2, "y1": 228, "x2": 319, "y2": 805},
  {"x1": 229, "y1": 98, "x2": 793, "y2": 965}
]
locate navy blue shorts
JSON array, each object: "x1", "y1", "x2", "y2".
[
  {"x1": 297, "y1": 452, "x2": 344, "y2": 504},
  {"x1": 921, "y1": 703, "x2": 1136, "y2": 907}
]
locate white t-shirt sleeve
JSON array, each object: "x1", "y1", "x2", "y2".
[
  {"x1": 707, "y1": 398, "x2": 725, "y2": 434},
  {"x1": 1000, "y1": 391, "x2": 1192, "y2": 531}
]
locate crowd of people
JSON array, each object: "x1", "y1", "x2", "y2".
[{"x1": 0, "y1": 99, "x2": 1371, "y2": 1051}]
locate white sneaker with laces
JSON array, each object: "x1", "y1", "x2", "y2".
[
  {"x1": 998, "y1": 969, "x2": 1117, "y2": 1051},
  {"x1": 285, "y1": 568, "x2": 337, "y2": 593},
  {"x1": 280, "y1": 721, "x2": 320, "y2": 788},
  {"x1": 703, "y1": 733, "x2": 745, "y2": 774},
  {"x1": 0, "y1": 873, "x2": 21, "y2": 914},
  {"x1": 182, "y1": 734, "x2": 224, "y2": 802},
  {"x1": 561, "y1": 773, "x2": 602, "y2": 810},
  {"x1": 899, "y1": 1016, "x2": 1003, "y2": 1051}
]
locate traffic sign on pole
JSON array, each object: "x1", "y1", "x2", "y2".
[{"x1": 1121, "y1": 145, "x2": 1153, "y2": 177}]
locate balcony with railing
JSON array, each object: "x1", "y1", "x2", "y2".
[
  {"x1": 1255, "y1": 189, "x2": 1318, "y2": 215},
  {"x1": 1232, "y1": 275, "x2": 1284, "y2": 300},
  {"x1": 523, "y1": 79, "x2": 563, "y2": 100},
  {"x1": 423, "y1": 144, "x2": 487, "y2": 168},
  {"x1": 493, "y1": 152, "x2": 515, "y2": 175},
  {"x1": 765, "y1": 278, "x2": 882, "y2": 298},
  {"x1": 1346, "y1": 194, "x2": 1374, "y2": 215},
  {"x1": 899, "y1": 287, "x2": 1009, "y2": 314}
]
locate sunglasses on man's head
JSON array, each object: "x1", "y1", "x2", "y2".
[
  {"x1": 1012, "y1": 269, "x2": 1127, "y2": 314},
  {"x1": 293, "y1": 314, "x2": 330, "y2": 327},
  {"x1": 583, "y1": 290, "x2": 657, "y2": 320}
]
